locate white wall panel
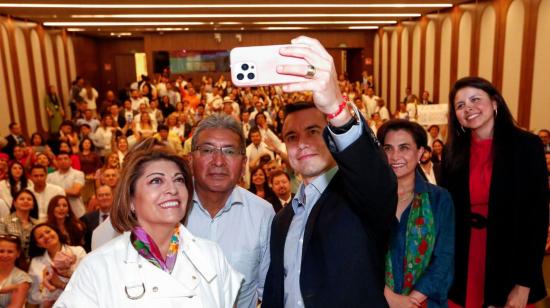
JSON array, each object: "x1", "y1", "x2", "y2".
[
  {"x1": 56, "y1": 35, "x2": 70, "y2": 109},
  {"x1": 0, "y1": 26, "x2": 10, "y2": 135},
  {"x1": 440, "y1": 17, "x2": 452, "y2": 104},
  {"x1": 31, "y1": 30, "x2": 48, "y2": 131},
  {"x1": 374, "y1": 34, "x2": 380, "y2": 96},
  {"x1": 1, "y1": 26, "x2": 19, "y2": 122},
  {"x1": 390, "y1": 31, "x2": 398, "y2": 112},
  {"x1": 424, "y1": 21, "x2": 435, "y2": 97},
  {"x1": 44, "y1": 33, "x2": 58, "y2": 100},
  {"x1": 530, "y1": 0, "x2": 550, "y2": 130},
  {"x1": 457, "y1": 12, "x2": 472, "y2": 79},
  {"x1": 14, "y1": 28, "x2": 37, "y2": 133},
  {"x1": 67, "y1": 37, "x2": 77, "y2": 82},
  {"x1": 400, "y1": 28, "x2": 409, "y2": 102},
  {"x1": 479, "y1": 6, "x2": 496, "y2": 81},
  {"x1": 381, "y1": 32, "x2": 389, "y2": 103},
  {"x1": 412, "y1": 25, "x2": 421, "y2": 96},
  {"x1": 502, "y1": 0, "x2": 524, "y2": 119}
]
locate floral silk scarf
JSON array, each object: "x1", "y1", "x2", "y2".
[
  {"x1": 130, "y1": 225, "x2": 180, "y2": 273},
  {"x1": 385, "y1": 192, "x2": 435, "y2": 295}
]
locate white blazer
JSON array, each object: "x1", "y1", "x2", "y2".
[{"x1": 55, "y1": 225, "x2": 243, "y2": 308}]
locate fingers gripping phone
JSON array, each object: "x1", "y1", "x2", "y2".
[{"x1": 230, "y1": 44, "x2": 310, "y2": 87}]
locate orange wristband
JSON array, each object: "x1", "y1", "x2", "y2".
[{"x1": 326, "y1": 99, "x2": 348, "y2": 120}]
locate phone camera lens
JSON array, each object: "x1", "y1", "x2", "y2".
[
  {"x1": 247, "y1": 73, "x2": 255, "y2": 80},
  {"x1": 237, "y1": 73, "x2": 244, "y2": 80},
  {"x1": 241, "y1": 63, "x2": 249, "y2": 71}
]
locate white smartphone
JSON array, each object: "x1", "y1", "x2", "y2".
[{"x1": 230, "y1": 44, "x2": 310, "y2": 87}]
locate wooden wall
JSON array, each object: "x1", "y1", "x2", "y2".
[
  {"x1": 374, "y1": 0, "x2": 550, "y2": 131},
  {"x1": 0, "y1": 16, "x2": 76, "y2": 137}
]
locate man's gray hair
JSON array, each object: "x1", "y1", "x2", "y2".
[{"x1": 192, "y1": 114, "x2": 246, "y2": 152}]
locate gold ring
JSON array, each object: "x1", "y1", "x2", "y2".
[{"x1": 305, "y1": 65, "x2": 316, "y2": 79}]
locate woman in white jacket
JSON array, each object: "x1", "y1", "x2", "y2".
[{"x1": 55, "y1": 138, "x2": 243, "y2": 307}]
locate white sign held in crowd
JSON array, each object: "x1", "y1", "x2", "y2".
[{"x1": 417, "y1": 104, "x2": 449, "y2": 126}]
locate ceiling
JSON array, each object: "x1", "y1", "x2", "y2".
[{"x1": 0, "y1": 1, "x2": 468, "y2": 37}]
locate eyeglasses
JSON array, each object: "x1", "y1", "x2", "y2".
[{"x1": 193, "y1": 145, "x2": 243, "y2": 159}]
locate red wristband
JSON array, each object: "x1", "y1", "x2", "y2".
[{"x1": 326, "y1": 99, "x2": 348, "y2": 120}]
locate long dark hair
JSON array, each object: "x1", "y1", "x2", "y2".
[
  {"x1": 249, "y1": 166, "x2": 276, "y2": 201},
  {"x1": 445, "y1": 76, "x2": 518, "y2": 173},
  {"x1": 46, "y1": 195, "x2": 85, "y2": 246},
  {"x1": 8, "y1": 161, "x2": 29, "y2": 200},
  {"x1": 10, "y1": 189, "x2": 39, "y2": 220},
  {"x1": 28, "y1": 223, "x2": 68, "y2": 258}
]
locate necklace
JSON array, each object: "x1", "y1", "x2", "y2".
[{"x1": 398, "y1": 191, "x2": 414, "y2": 204}]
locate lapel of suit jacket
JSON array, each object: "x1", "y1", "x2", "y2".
[
  {"x1": 301, "y1": 172, "x2": 339, "y2": 261},
  {"x1": 276, "y1": 206, "x2": 295, "y2": 255}
]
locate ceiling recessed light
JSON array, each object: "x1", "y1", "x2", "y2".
[
  {"x1": 43, "y1": 22, "x2": 206, "y2": 27},
  {"x1": 0, "y1": 3, "x2": 453, "y2": 9},
  {"x1": 348, "y1": 26, "x2": 379, "y2": 30},
  {"x1": 254, "y1": 21, "x2": 396, "y2": 25},
  {"x1": 70, "y1": 13, "x2": 421, "y2": 18}
]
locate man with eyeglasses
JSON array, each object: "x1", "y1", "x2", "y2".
[{"x1": 186, "y1": 114, "x2": 275, "y2": 308}]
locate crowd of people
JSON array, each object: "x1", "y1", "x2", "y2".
[{"x1": 0, "y1": 35, "x2": 549, "y2": 308}]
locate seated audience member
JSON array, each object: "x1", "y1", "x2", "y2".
[
  {"x1": 98, "y1": 90, "x2": 120, "y2": 116},
  {"x1": 155, "y1": 124, "x2": 183, "y2": 155},
  {"x1": 28, "y1": 165, "x2": 65, "y2": 221},
  {"x1": 0, "y1": 161, "x2": 33, "y2": 206},
  {"x1": 395, "y1": 102, "x2": 410, "y2": 120},
  {"x1": 2, "y1": 123, "x2": 26, "y2": 160},
  {"x1": 538, "y1": 129, "x2": 550, "y2": 152},
  {"x1": 27, "y1": 223, "x2": 86, "y2": 307},
  {"x1": 0, "y1": 189, "x2": 40, "y2": 270},
  {"x1": 29, "y1": 132, "x2": 49, "y2": 154},
  {"x1": 34, "y1": 152, "x2": 55, "y2": 174},
  {"x1": 249, "y1": 166, "x2": 277, "y2": 204},
  {"x1": 78, "y1": 137, "x2": 102, "y2": 204},
  {"x1": 55, "y1": 141, "x2": 81, "y2": 171},
  {"x1": 47, "y1": 151, "x2": 86, "y2": 218},
  {"x1": 0, "y1": 153, "x2": 9, "y2": 181},
  {"x1": 269, "y1": 169, "x2": 293, "y2": 213},
  {"x1": 91, "y1": 115, "x2": 118, "y2": 157},
  {"x1": 76, "y1": 109, "x2": 100, "y2": 132},
  {"x1": 431, "y1": 139, "x2": 445, "y2": 164},
  {"x1": 427, "y1": 125, "x2": 444, "y2": 146},
  {"x1": 377, "y1": 119, "x2": 454, "y2": 307},
  {"x1": 419, "y1": 146, "x2": 442, "y2": 185},
  {"x1": 376, "y1": 98, "x2": 391, "y2": 121},
  {"x1": 0, "y1": 234, "x2": 32, "y2": 307},
  {"x1": 77, "y1": 123, "x2": 92, "y2": 140},
  {"x1": 56, "y1": 138, "x2": 243, "y2": 307},
  {"x1": 54, "y1": 120, "x2": 79, "y2": 156},
  {"x1": 421, "y1": 90, "x2": 434, "y2": 105},
  {"x1": 114, "y1": 136, "x2": 129, "y2": 165},
  {"x1": 246, "y1": 126, "x2": 275, "y2": 172},
  {"x1": 255, "y1": 113, "x2": 285, "y2": 153},
  {"x1": 46, "y1": 196, "x2": 85, "y2": 247},
  {"x1": 80, "y1": 185, "x2": 112, "y2": 252}
]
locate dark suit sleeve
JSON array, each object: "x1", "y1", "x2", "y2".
[
  {"x1": 324, "y1": 120, "x2": 397, "y2": 235},
  {"x1": 514, "y1": 134, "x2": 549, "y2": 287}
]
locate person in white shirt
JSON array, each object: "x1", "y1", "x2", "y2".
[
  {"x1": 375, "y1": 98, "x2": 391, "y2": 121},
  {"x1": 362, "y1": 86, "x2": 380, "y2": 118},
  {"x1": 187, "y1": 115, "x2": 274, "y2": 308},
  {"x1": 56, "y1": 138, "x2": 243, "y2": 307},
  {"x1": 79, "y1": 84, "x2": 99, "y2": 115},
  {"x1": 27, "y1": 223, "x2": 86, "y2": 307},
  {"x1": 28, "y1": 165, "x2": 65, "y2": 221},
  {"x1": 47, "y1": 152, "x2": 85, "y2": 218}
]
